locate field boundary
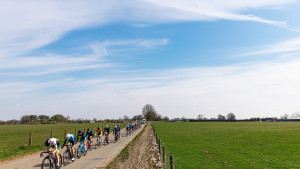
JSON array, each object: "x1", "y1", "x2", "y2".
[
  {"x1": 106, "y1": 122, "x2": 148, "y2": 168},
  {"x1": 152, "y1": 123, "x2": 182, "y2": 169}
]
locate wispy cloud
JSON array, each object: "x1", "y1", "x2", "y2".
[
  {"x1": 2, "y1": 55, "x2": 300, "y2": 120},
  {"x1": 246, "y1": 37, "x2": 300, "y2": 56}
]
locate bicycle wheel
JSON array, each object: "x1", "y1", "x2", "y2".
[
  {"x1": 41, "y1": 156, "x2": 52, "y2": 169},
  {"x1": 63, "y1": 150, "x2": 70, "y2": 165},
  {"x1": 77, "y1": 148, "x2": 82, "y2": 158},
  {"x1": 83, "y1": 146, "x2": 87, "y2": 156},
  {"x1": 58, "y1": 154, "x2": 63, "y2": 168}
]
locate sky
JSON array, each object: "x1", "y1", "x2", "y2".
[{"x1": 1, "y1": 0, "x2": 300, "y2": 120}]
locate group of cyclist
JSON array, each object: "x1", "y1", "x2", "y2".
[
  {"x1": 126, "y1": 122, "x2": 142, "y2": 135},
  {"x1": 40, "y1": 124, "x2": 125, "y2": 168}
]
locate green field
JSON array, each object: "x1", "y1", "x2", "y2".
[
  {"x1": 152, "y1": 122, "x2": 300, "y2": 169},
  {"x1": 0, "y1": 122, "x2": 122, "y2": 161}
]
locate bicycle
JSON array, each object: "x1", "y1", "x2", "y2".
[
  {"x1": 40, "y1": 151, "x2": 62, "y2": 169},
  {"x1": 62, "y1": 144, "x2": 74, "y2": 165},
  {"x1": 87, "y1": 139, "x2": 97, "y2": 150},
  {"x1": 114, "y1": 132, "x2": 119, "y2": 143},
  {"x1": 96, "y1": 135, "x2": 101, "y2": 148},
  {"x1": 76, "y1": 141, "x2": 87, "y2": 158},
  {"x1": 104, "y1": 132, "x2": 109, "y2": 146}
]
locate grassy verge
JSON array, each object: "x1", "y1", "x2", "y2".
[
  {"x1": 152, "y1": 122, "x2": 300, "y2": 169},
  {"x1": 0, "y1": 122, "x2": 123, "y2": 162},
  {"x1": 106, "y1": 123, "x2": 148, "y2": 168}
]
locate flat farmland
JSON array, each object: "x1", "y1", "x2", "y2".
[
  {"x1": 0, "y1": 122, "x2": 120, "y2": 161},
  {"x1": 152, "y1": 122, "x2": 300, "y2": 168}
]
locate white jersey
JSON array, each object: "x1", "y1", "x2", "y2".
[{"x1": 45, "y1": 138, "x2": 58, "y2": 149}]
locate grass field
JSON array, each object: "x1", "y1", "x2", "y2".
[
  {"x1": 0, "y1": 122, "x2": 123, "y2": 161},
  {"x1": 152, "y1": 122, "x2": 300, "y2": 169}
]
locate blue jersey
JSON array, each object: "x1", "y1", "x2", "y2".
[
  {"x1": 86, "y1": 131, "x2": 94, "y2": 138},
  {"x1": 77, "y1": 132, "x2": 86, "y2": 142},
  {"x1": 65, "y1": 134, "x2": 75, "y2": 141},
  {"x1": 104, "y1": 127, "x2": 110, "y2": 134},
  {"x1": 63, "y1": 134, "x2": 75, "y2": 147}
]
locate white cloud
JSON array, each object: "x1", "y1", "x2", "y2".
[
  {"x1": 0, "y1": 0, "x2": 297, "y2": 58},
  {"x1": 2, "y1": 56, "x2": 300, "y2": 120},
  {"x1": 246, "y1": 37, "x2": 300, "y2": 56}
]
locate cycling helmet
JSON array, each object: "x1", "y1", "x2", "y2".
[
  {"x1": 97, "y1": 127, "x2": 100, "y2": 129},
  {"x1": 87, "y1": 128, "x2": 90, "y2": 131},
  {"x1": 105, "y1": 125, "x2": 108, "y2": 128},
  {"x1": 78, "y1": 130, "x2": 82, "y2": 133},
  {"x1": 45, "y1": 139, "x2": 50, "y2": 147},
  {"x1": 66, "y1": 134, "x2": 71, "y2": 139}
]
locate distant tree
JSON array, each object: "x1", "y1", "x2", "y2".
[
  {"x1": 50, "y1": 114, "x2": 67, "y2": 122},
  {"x1": 163, "y1": 116, "x2": 170, "y2": 121},
  {"x1": 280, "y1": 114, "x2": 289, "y2": 120},
  {"x1": 142, "y1": 104, "x2": 157, "y2": 121},
  {"x1": 20, "y1": 115, "x2": 38, "y2": 123},
  {"x1": 38, "y1": 115, "x2": 49, "y2": 121},
  {"x1": 156, "y1": 114, "x2": 163, "y2": 121},
  {"x1": 227, "y1": 113, "x2": 236, "y2": 120},
  {"x1": 250, "y1": 117, "x2": 260, "y2": 121},
  {"x1": 217, "y1": 114, "x2": 226, "y2": 121},
  {"x1": 29, "y1": 115, "x2": 38, "y2": 122},
  {"x1": 137, "y1": 115, "x2": 143, "y2": 121},
  {"x1": 20, "y1": 115, "x2": 31, "y2": 123},
  {"x1": 123, "y1": 115, "x2": 130, "y2": 121},
  {"x1": 197, "y1": 114, "x2": 205, "y2": 120},
  {"x1": 181, "y1": 116, "x2": 187, "y2": 122}
]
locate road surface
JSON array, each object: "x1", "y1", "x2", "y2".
[{"x1": 0, "y1": 125, "x2": 145, "y2": 169}]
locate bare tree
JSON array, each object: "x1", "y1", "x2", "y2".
[
  {"x1": 217, "y1": 114, "x2": 226, "y2": 121},
  {"x1": 227, "y1": 113, "x2": 236, "y2": 120},
  {"x1": 197, "y1": 114, "x2": 205, "y2": 120},
  {"x1": 142, "y1": 104, "x2": 157, "y2": 121},
  {"x1": 123, "y1": 115, "x2": 129, "y2": 121},
  {"x1": 280, "y1": 114, "x2": 289, "y2": 120},
  {"x1": 163, "y1": 116, "x2": 170, "y2": 121}
]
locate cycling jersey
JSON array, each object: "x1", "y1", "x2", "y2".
[
  {"x1": 113, "y1": 127, "x2": 118, "y2": 134},
  {"x1": 63, "y1": 134, "x2": 75, "y2": 147},
  {"x1": 96, "y1": 128, "x2": 102, "y2": 135},
  {"x1": 104, "y1": 127, "x2": 110, "y2": 134},
  {"x1": 86, "y1": 131, "x2": 94, "y2": 140},
  {"x1": 45, "y1": 138, "x2": 60, "y2": 150},
  {"x1": 77, "y1": 132, "x2": 86, "y2": 142}
]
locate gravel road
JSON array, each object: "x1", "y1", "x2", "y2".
[{"x1": 0, "y1": 124, "x2": 145, "y2": 169}]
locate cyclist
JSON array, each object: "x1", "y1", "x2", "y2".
[
  {"x1": 62, "y1": 134, "x2": 75, "y2": 161},
  {"x1": 103, "y1": 125, "x2": 110, "y2": 144},
  {"x1": 113, "y1": 125, "x2": 119, "y2": 142},
  {"x1": 76, "y1": 130, "x2": 87, "y2": 150},
  {"x1": 126, "y1": 123, "x2": 130, "y2": 135},
  {"x1": 96, "y1": 127, "x2": 102, "y2": 145},
  {"x1": 42, "y1": 138, "x2": 61, "y2": 168},
  {"x1": 86, "y1": 128, "x2": 94, "y2": 148}
]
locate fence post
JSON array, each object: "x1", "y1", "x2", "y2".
[
  {"x1": 170, "y1": 156, "x2": 174, "y2": 169},
  {"x1": 64, "y1": 130, "x2": 66, "y2": 137},
  {"x1": 50, "y1": 130, "x2": 53, "y2": 137},
  {"x1": 29, "y1": 132, "x2": 32, "y2": 146},
  {"x1": 158, "y1": 139, "x2": 161, "y2": 154},
  {"x1": 163, "y1": 146, "x2": 166, "y2": 167}
]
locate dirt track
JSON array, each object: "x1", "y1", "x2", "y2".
[
  {"x1": 110, "y1": 123, "x2": 162, "y2": 169},
  {"x1": 0, "y1": 125, "x2": 145, "y2": 169}
]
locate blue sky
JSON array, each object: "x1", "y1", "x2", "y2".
[{"x1": 1, "y1": 0, "x2": 300, "y2": 120}]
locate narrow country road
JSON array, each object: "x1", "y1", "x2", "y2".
[{"x1": 0, "y1": 124, "x2": 145, "y2": 169}]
